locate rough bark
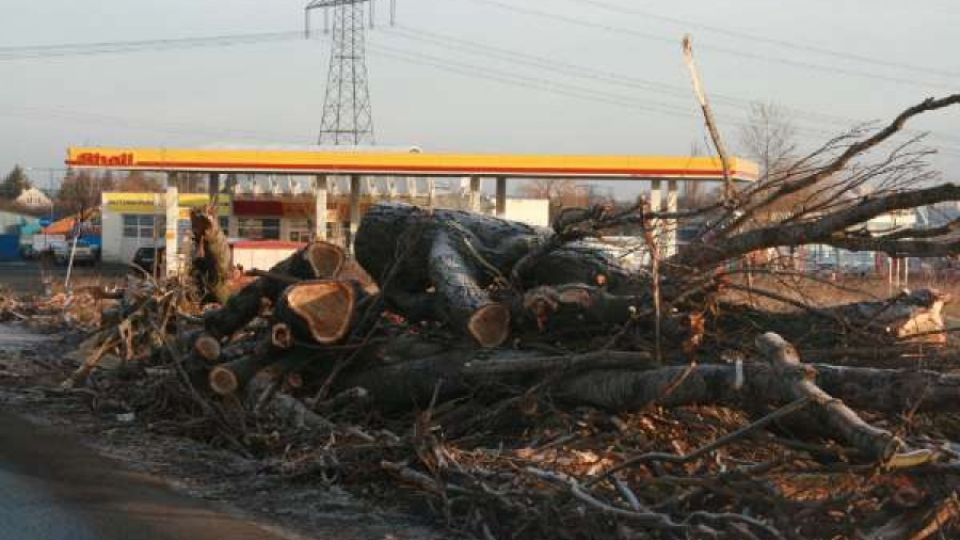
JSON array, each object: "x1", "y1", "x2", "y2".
[
  {"x1": 354, "y1": 203, "x2": 638, "y2": 344},
  {"x1": 429, "y1": 230, "x2": 510, "y2": 347},
  {"x1": 190, "y1": 207, "x2": 233, "y2": 304},
  {"x1": 330, "y1": 334, "x2": 960, "y2": 418},
  {"x1": 718, "y1": 288, "x2": 950, "y2": 348},
  {"x1": 755, "y1": 332, "x2": 902, "y2": 461}
]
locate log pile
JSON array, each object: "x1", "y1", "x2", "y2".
[
  {"x1": 37, "y1": 204, "x2": 960, "y2": 540},
  {"x1": 28, "y1": 93, "x2": 960, "y2": 539}
]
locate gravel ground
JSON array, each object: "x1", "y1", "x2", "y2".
[{"x1": 0, "y1": 323, "x2": 450, "y2": 540}]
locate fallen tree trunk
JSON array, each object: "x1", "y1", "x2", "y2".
[
  {"x1": 354, "y1": 203, "x2": 639, "y2": 345},
  {"x1": 716, "y1": 288, "x2": 950, "y2": 349},
  {"x1": 755, "y1": 332, "x2": 902, "y2": 461},
  {"x1": 332, "y1": 334, "x2": 960, "y2": 418},
  {"x1": 428, "y1": 230, "x2": 511, "y2": 347}
]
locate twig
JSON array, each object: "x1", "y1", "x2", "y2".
[{"x1": 589, "y1": 397, "x2": 811, "y2": 486}]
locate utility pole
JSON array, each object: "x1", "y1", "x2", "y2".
[
  {"x1": 306, "y1": 0, "x2": 382, "y2": 145},
  {"x1": 306, "y1": 0, "x2": 395, "y2": 246}
]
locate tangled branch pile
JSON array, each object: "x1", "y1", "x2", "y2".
[{"x1": 48, "y1": 93, "x2": 960, "y2": 540}]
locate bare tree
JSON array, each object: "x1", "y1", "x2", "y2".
[{"x1": 738, "y1": 102, "x2": 798, "y2": 182}]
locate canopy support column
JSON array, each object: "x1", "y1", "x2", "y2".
[
  {"x1": 165, "y1": 179, "x2": 179, "y2": 278},
  {"x1": 650, "y1": 179, "x2": 662, "y2": 255},
  {"x1": 349, "y1": 175, "x2": 361, "y2": 252},
  {"x1": 314, "y1": 175, "x2": 328, "y2": 241},
  {"x1": 496, "y1": 177, "x2": 507, "y2": 217},
  {"x1": 208, "y1": 173, "x2": 220, "y2": 203},
  {"x1": 665, "y1": 179, "x2": 679, "y2": 256},
  {"x1": 469, "y1": 176, "x2": 481, "y2": 212}
]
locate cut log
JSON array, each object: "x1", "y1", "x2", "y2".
[
  {"x1": 519, "y1": 284, "x2": 639, "y2": 333},
  {"x1": 193, "y1": 333, "x2": 222, "y2": 362},
  {"x1": 271, "y1": 323, "x2": 293, "y2": 350},
  {"x1": 274, "y1": 280, "x2": 357, "y2": 345},
  {"x1": 355, "y1": 203, "x2": 636, "y2": 293},
  {"x1": 202, "y1": 241, "x2": 348, "y2": 343},
  {"x1": 429, "y1": 230, "x2": 510, "y2": 347},
  {"x1": 209, "y1": 353, "x2": 277, "y2": 396}
]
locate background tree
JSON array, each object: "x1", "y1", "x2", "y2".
[
  {"x1": 57, "y1": 170, "x2": 114, "y2": 216},
  {"x1": 0, "y1": 165, "x2": 32, "y2": 199},
  {"x1": 115, "y1": 171, "x2": 164, "y2": 192},
  {"x1": 738, "y1": 102, "x2": 798, "y2": 182}
]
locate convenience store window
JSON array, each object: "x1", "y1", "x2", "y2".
[
  {"x1": 288, "y1": 219, "x2": 312, "y2": 242},
  {"x1": 237, "y1": 218, "x2": 280, "y2": 240},
  {"x1": 122, "y1": 215, "x2": 164, "y2": 239}
]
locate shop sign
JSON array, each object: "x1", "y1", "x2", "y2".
[{"x1": 103, "y1": 193, "x2": 232, "y2": 216}]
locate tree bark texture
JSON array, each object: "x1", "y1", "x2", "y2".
[
  {"x1": 190, "y1": 207, "x2": 233, "y2": 304},
  {"x1": 328, "y1": 334, "x2": 960, "y2": 419},
  {"x1": 354, "y1": 203, "x2": 639, "y2": 344}
]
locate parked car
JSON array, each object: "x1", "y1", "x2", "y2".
[
  {"x1": 52, "y1": 239, "x2": 96, "y2": 265},
  {"x1": 132, "y1": 246, "x2": 165, "y2": 274}
]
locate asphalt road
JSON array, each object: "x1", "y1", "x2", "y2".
[
  {"x1": 0, "y1": 324, "x2": 300, "y2": 540},
  {"x1": 0, "y1": 412, "x2": 300, "y2": 540}
]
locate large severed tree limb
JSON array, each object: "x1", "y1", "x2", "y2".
[
  {"x1": 754, "y1": 332, "x2": 903, "y2": 461},
  {"x1": 675, "y1": 182, "x2": 960, "y2": 270},
  {"x1": 827, "y1": 235, "x2": 960, "y2": 258},
  {"x1": 429, "y1": 230, "x2": 511, "y2": 348},
  {"x1": 719, "y1": 93, "x2": 960, "y2": 235},
  {"x1": 333, "y1": 334, "x2": 960, "y2": 417},
  {"x1": 722, "y1": 288, "x2": 951, "y2": 347},
  {"x1": 355, "y1": 203, "x2": 639, "y2": 344}
]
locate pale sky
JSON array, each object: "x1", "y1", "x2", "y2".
[{"x1": 0, "y1": 0, "x2": 957, "y2": 197}]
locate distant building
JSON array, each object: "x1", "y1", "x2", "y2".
[
  {"x1": 0, "y1": 209, "x2": 34, "y2": 235},
  {"x1": 14, "y1": 187, "x2": 52, "y2": 210}
]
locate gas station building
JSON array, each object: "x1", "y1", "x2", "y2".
[{"x1": 66, "y1": 146, "x2": 758, "y2": 275}]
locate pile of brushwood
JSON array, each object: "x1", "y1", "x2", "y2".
[{"x1": 57, "y1": 94, "x2": 960, "y2": 540}]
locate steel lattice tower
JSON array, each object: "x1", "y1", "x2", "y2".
[{"x1": 306, "y1": 0, "x2": 375, "y2": 145}]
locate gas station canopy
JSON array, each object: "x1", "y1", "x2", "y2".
[{"x1": 66, "y1": 147, "x2": 758, "y2": 182}]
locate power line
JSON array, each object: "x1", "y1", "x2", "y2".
[
  {"x1": 379, "y1": 25, "x2": 960, "y2": 147},
  {"x1": 365, "y1": 41, "x2": 960, "y2": 160},
  {"x1": 364, "y1": 42, "x2": 847, "y2": 141},
  {"x1": 0, "y1": 31, "x2": 304, "y2": 61},
  {"x1": 448, "y1": 0, "x2": 960, "y2": 91},
  {"x1": 568, "y1": 0, "x2": 960, "y2": 80},
  {"x1": 1, "y1": 25, "x2": 957, "y2": 159},
  {"x1": 381, "y1": 26, "x2": 852, "y2": 124}
]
